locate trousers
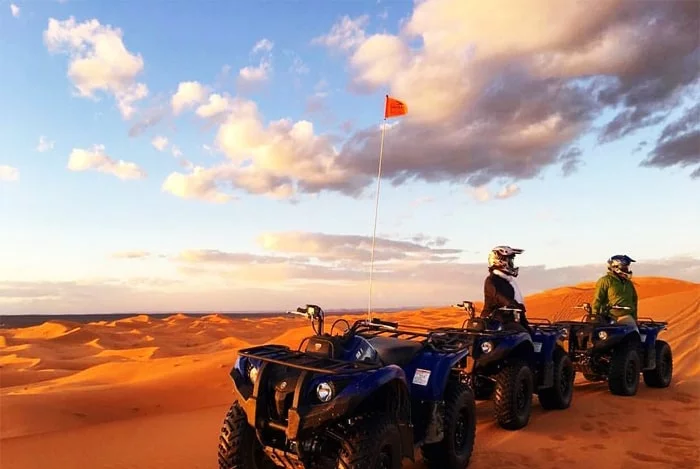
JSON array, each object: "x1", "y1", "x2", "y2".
[{"x1": 614, "y1": 314, "x2": 639, "y2": 334}]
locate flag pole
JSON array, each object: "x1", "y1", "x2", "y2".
[{"x1": 367, "y1": 95, "x2": 389, "y2": 322}]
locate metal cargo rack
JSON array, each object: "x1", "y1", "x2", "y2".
[{"x1": 237, "y1": 344, "x2": 381, "y2": 375}]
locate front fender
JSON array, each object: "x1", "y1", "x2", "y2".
[
  {"x1": 591, "y1": 325, "x2": 639, "y2": 352},
  {"x1": 293, "y1": 365, "x2": 408, "y2": 434},
  {"x1": 403, "y1": 348, "x2": 470, "y2": 401},
  {"x1": 474, "y1": 332, "x2": 533, "y2": 369}
]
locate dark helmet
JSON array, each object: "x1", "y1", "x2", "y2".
[{"x1": 607, "y1": 254, "x2": 636, "y2": 279}]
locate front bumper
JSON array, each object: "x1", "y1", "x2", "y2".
[{"x1": 232, "y1": 345, "x2": 380, "y2": 442}]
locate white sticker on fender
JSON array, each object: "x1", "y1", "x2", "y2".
[
  {"x1": 412, "y1": 368, "x2": 431, "y2": 386},
  {"x1": 533, "y1": 342, "x2": 542, "y2": 353}
]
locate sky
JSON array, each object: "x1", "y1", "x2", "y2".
[{"x1": 0, "y1": 0, "x2": 699, "y2": 314}]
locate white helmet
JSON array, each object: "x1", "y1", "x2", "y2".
[{"x1": 488, "y1": 245, "x2": 524, "y2": 277}]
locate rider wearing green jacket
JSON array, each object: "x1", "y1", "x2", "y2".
[{"x1": 591, "y1": 255, "x2": 639, "y2": 330}]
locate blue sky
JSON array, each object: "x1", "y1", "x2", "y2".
[{"x1": 1, "y1": 0, "x2": 698, "y2": 314}]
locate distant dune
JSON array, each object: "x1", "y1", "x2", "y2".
[{"x1": 1, "y1": 277, "x2": 699, "y2": 469}]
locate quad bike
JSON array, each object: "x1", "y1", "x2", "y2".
[
  {"x1": 554, "y1": 303, "x2": 673, "y2": 396},
  {"x1": 217, "y1": 304, "x2": 478, "y2": 469},
  {"x1": 444, "y1": 301, "x2": 575, "y2": 430}
]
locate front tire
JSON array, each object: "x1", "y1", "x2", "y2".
[
  {"x1": 336, "y1": 414, "x2": 402, "y2": 469},
  {"x1": 643, "y1": 340, "x2": 673, "y2": 388},
  {"x1": 421, "y1": 382, "x2": 477, "y2": 469},
  {"x1": 218, "y1": 401, "x2": 275, "y2": 469},
  {"x1": 608, "y1": 345, "x2": 641, "y2": 396},
  {"x1": 538, "y1": 346, "x2": 575, "y2": 410},
  {"x1": 493, "y1": 360, "x2": 534, "y2": 430}
]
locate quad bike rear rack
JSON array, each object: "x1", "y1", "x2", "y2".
[{"x1": 351, "y1": 320, "x2": 476, "y2": 353}]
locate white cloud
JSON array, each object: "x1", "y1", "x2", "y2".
[
  {"x1": 311, "y1": 14, "x2": 369, "y2": 52},
  {"x1": 151, "y1": 135, "x2": 168, "y2": 151},
  {"x1": 0, "y1": 165, "x2": 19, "y2": 182},
  {"x1": 67, "y1": 144, "x2": 146, "y2": 180},
  {"x1": 161, "y1": 166, "x2": 232, "y2": 203},
  {"x1": 496, "y1": 183, "x2": 521, "y2": 199},
  {"x1": 237, "y1": 38, "x2": 275, "y2": 90},
  {"x1": 289, "y1": 54, "x2": 309, "y2": 75},
  {"x1": 10, "y1": 3, "x2": 20, "y2": 18},
  {"x1": 162, "y1": 95, "x2": 355, "y2": 202},
  {"x1": 195, "y1": 93, "x2": 235, "y2": 120},
  {"x1": 111, "y1": 250, "x2": 152, "y2": 260},
  {"x1": 43, "y1": 17, "x2": 148, "y2": 119},
  {"x1": 238, "y1": 58, "x2": 271, "y2": 89},
  {"x1": 171, "y1": 81, "x2": 207, "y2": 115},
  {"x1": 470, "y1": 186, "x2": 491, "y2": 202},
  {"x1": 171, "y1": 145, "x2": 183, "y2": 158},
  {"x1": 469, "y1": 183, "x2": 521, "y2": 202},
  {"x1": 36, "y1": 136, "x2": 55, "y2": 152},
  {"x1": 251, "y1": 38, "x2": 274, "y2": 54}
]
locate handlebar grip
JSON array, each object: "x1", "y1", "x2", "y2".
[{"x1": 371, "y1": 318, "x2": 399, "y2": 328}]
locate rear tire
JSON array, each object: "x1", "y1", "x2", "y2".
[
  {"x1": 538, "y1": 346, "x2": 575, "y2": 410},
  {"x1": 336, "y1": 414, "x2": 402, "y2": 469},
  {"x1": 218, "y1": 401, "x2": 275, "y2": 469},
  {"x1": 421, "y1": 382, "x2": 476, "y2": 469},
  {"x1": 493, "y1": 361, "x2": 533, "y2": 430},
  {"x1": 608, "y1": 345, "x2": 640, "y2": 396},
  {"x1": 643, "y1": 340, "x2": 673, "y2": 388}
]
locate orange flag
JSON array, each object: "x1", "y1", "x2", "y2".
[{"x1": 384, "y1": 95, "x2": 408, "y2": 119}]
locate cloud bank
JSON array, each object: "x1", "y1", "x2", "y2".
[
  {"x1": 156, "y1": 0, "x2": 699, "y2": 202},
  {"x1": 3, "y1": 231, "x2": 698, "y2": 313}
]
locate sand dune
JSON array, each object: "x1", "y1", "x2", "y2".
[{"x1": 1, "y1": 277, "x2": 699, "y2": 469}]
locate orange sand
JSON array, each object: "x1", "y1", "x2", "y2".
[{"x1": 1, "y1": 277, "x2": 699, "y2": 468}]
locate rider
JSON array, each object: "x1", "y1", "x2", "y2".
[
  {"x1": 481, "y1": 245, "x2": 531, "y2": 332},
  {"x1": 591, "y1": 255, "x2": 639, "y2": 331}
]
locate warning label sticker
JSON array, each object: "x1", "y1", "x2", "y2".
[{"x1": 412, "y1": 368, "x2": 431, "y2": 386}]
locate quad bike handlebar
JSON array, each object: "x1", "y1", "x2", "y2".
[
  {"x1": 286, "y1": 304, "x2": 325, "y2": 335},
  {"x1": 452, "y1": 300, "x2": 477, "y2": 318}
]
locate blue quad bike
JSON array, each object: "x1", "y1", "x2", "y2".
[
  {"x1": 444, "y1": 301, "x2": 575, "y2": 430},
  {"x1": 217, "y1": 304, "x2": 478, "y2": 469},
  {"x1": 553, "y1": 303, "x2": 673, "y2": 396}
]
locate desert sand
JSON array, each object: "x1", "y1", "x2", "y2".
[{"x1": 1, "y1": 276, "x2": 699, "y2": 469}]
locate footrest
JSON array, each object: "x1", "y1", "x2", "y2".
[{"x1": 263, "y1": 445, "x2": 305, "y2": 468}]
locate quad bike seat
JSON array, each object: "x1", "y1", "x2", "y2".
[{"x1": 367, "y1": 336, "x2": 424, "y2": 367}]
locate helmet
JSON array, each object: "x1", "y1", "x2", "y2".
[
  {"x1": 607, "y1": 254, "x2": 635, "y2": 279},
  {"x1": 488, "y1": 245, "x2": 524, "y2": 277}
]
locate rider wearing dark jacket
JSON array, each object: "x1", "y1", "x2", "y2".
[{"x1": 481, "y1": 246, "x2": 531, "y2": 333}]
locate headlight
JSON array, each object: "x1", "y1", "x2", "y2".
[
  {"x1": 248, "y1": 364, "x2": 259, "y2": 383},
  {"x1": 316, "y1": 382, "x2": 334, "y2": 402},
  {"x1": 598, "y1": 331, "x2": 608, "y2": 340},
  {"x1": 481, "y1": 341, "x2": 493, "y2": 354}
]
